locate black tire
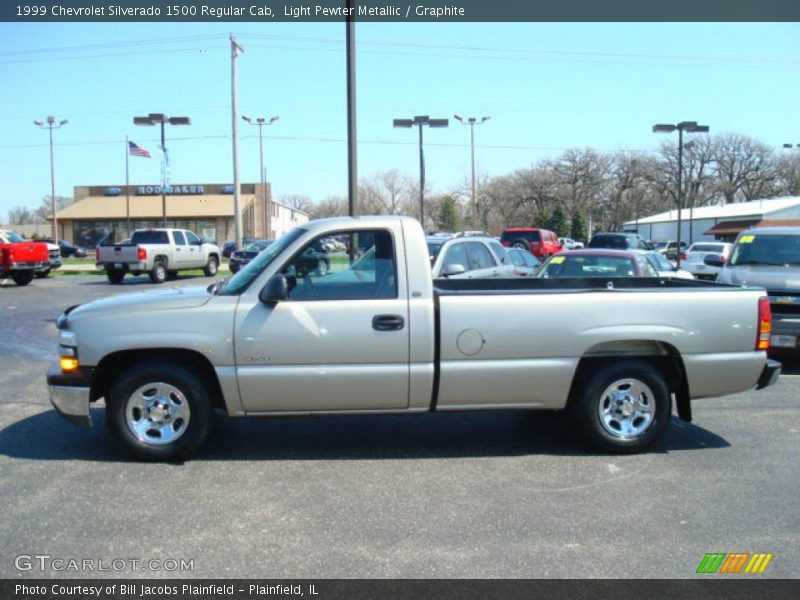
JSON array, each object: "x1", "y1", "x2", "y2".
[
  {"x1": 35, "y1": 268, "x2": 51, "y2": 279},
  {"x1": 105, "y1": 361, "x2": 214, "y2": 461},
  {"x1": 229, "y1": 262, "x2": 239, "y2": 274},
  {"x1": 568, "y1": 360, "x2": 671, "y2": 454},
  {"x1": 149, "y1": 260, "x2": 167, "y2": 284},
  {"x1": 512, "y1": 239, "x2": 528, "y2": 251},
  {"x1": 106, "y1": 269, "x2": 125, "y2": 284},
  {"x1": 10, "y1": 270, "x2": 34, "y2": 286},
  {"x1": 203, "y1": 255, "x2": 219, "y2": 277}
]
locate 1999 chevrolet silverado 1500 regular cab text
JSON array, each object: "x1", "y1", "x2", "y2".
[{"x1": 47, "y1": 217, "x2": 781, "y2": 460}]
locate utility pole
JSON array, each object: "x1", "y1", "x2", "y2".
[
  {"x1": 454, "y1": 115, "x2": 490, "y2": 229},
  {"x1": 242, "y1": 116, "x2": 279, "y2": 238},
  {"x1": 346, "y1": 0, "x2": 358, "y2": 217},
  {"x1": 231, "y1": 35, "x2": 244, "y2": 248},
  {"x1": 34, "y1": 116, "x2": 68, "y2": 241}
]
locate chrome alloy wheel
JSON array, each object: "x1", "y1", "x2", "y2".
[
  {"x1": 597, "y1": 378, "x2": 656, "y2": 439},
  {"x1": 125, "y1": 382, "x2": 191, "y2": 446}
]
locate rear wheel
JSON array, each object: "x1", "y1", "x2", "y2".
[
  {"x1": 105, "y1": 362, "x2": 214, "y2": 461},
  {"x1": 512, "y1": 240, "x2": 528, "y2": 251},
  {"x1": 569, "y1": 360, "x2": 671, "y2": 454},
  {"x1": 106, "y1": 269, "x2": 125, "y2": 284},
  {"x1": 203, "y1": 255, "x2": 219, "y2": 277},
  {"x1": 149, "y1": 260, "x2": 167, "y2": 284},
  {"x1": 10, "y1": 270, "x2": 34, "y2": 286}
]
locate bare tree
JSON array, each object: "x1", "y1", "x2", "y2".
[
  {"x1": 309, "y1": 196, "x2": 348, "y2": 220},
  {"x1": 712, "y1": 133, "x2": 777, "y2": 203},
  {"x1": 280, "y1": 194, "x2": 313, "y2": 214},
  {"x1": 775, "y1": 153, "x2": 800, "y2": 196},
  {"x1": 6, "y1": 206, "x2": 36, "y2": 225},
  {"x1": 358, "y1": 170, "x2": 415, "y2": 216}
]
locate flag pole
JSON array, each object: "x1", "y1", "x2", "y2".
[{"x1": 125, "y1": 136, "x2": 131, "y2": 238}]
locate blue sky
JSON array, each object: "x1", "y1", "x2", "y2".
[{"x1": 0, "y1": 22, "x2": 798, "y2": 219}]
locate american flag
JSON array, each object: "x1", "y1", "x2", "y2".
[{"x1": 128, "y1": 141, "x2": 151, "y2": 158}]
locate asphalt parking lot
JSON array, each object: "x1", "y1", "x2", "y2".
[{"x1": 0, "y1": 273, "x2": 798, "y2": 579}]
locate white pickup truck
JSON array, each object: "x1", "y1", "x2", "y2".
[
  {"x1": 95, "y1": 228, "x2": 220, "y2": 284},
  {"x1": 48, "y1": 216, "x2": 780, "y2": 460}
]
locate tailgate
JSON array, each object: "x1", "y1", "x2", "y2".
[
  {"x1": 3, "y1": 242, "x2": 48, "y2": 263},
  {"x1": 97, "y1": 245, "x2": 139, "y2": 263}
]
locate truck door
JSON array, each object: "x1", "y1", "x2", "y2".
[
  {"x1": 233, "y1": 226, "x2": 410, "y2": 412},
  {"x1": 172, "y1": 230, "x2": 189, "y2": 268},
  {"x1": 184, "y1": 230, "x2": 203, "y2": 268}
]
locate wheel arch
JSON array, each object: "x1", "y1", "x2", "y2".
[
  {"x1": 567, "y1": 339, "x2": 691, "y2": 422},
  {"x1": 91, "y1": 348, "x2": 226, "y2": 411}
]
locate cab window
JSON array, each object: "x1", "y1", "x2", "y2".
[
  {"x1": 466, "y1": 242, "x2": 496, "y2": 270},
  {"x1": 282, "y1": 229, "x2": 397, "y2": 301}
]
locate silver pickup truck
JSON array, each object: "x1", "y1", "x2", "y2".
[
  {"x1": 96, "y1": 228, "x2": 220, "y2": 284},
  {"x1": 48, "y1": 216, "x2": 780, "y2": 461}
]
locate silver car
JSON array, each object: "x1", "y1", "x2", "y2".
[
  {"x1": 684, "y1": 241, "x2": 733, "y2": 280},
  {"x1": 431, "y1": 236, "x2": 516, "y2": 279}
]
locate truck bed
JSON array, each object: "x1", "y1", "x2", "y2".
[{"x1": 434, "y1": 276, "x2": 742, "y2": 295}]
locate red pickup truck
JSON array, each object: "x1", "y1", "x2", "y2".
[{"x1": 0, "y1": 230, "x2": 49, "y2": 286}]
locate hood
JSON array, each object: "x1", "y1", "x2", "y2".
[
  {"x1": 70, "y1": 285, "x2": 213, "y2": 320},
  {"x1": 721, "y1": 264, "x2": 800, "y2": 292}
]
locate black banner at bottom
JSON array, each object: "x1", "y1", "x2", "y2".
[{"x1": 2, "y1": 579, "x2": 798, "y2": 600}]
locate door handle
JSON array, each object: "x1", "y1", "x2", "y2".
[{"x1": 372, "y1": 314, "x2": 404, "y2": 331}]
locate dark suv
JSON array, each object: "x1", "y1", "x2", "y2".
[
  {"x1": 588, "y1": 232, "x2": 653, "y2": 251},
  {"x1": 500, "y1": 228, "x2": 562, "y2": 258}
]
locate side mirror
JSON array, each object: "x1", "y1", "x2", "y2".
[
  {"x1": 704, "y1": 255, "x2": 725, "y2": 268},
  {"x1": 259, "y1": 274, "x2": 288, "y2": 304},
  {"x1": 442, "y1": 264, "x2": 467, "y2": 278}
]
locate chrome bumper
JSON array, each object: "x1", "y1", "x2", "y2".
[{"x1": 47, "y1": 364, "x2": 93, "y2": 427}]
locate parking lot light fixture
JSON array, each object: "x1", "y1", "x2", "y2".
[
  {"x1": 242, "y1": 115, "x2": 279, "y2": 238},
  {"x1": 393, "y1": 115, "x2": 449, "y2": 229},
  {"x1": 454, "y1": 115, "x2": 491, "y2": 229},
  {"x1": 652, "y1": 120, "x2": 710, "y2": 267},
  {"x1": 34, "y1": 115, "x2": 69, "y2": 242},
  {"x1": 133, "y1": 113, "x2": 191, "y2": 227}
]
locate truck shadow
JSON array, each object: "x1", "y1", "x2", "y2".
[{"x1": 0, "y1": 409, "x2": 729, "y2": 463}]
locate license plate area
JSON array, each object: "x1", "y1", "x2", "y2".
[
  {"x1": 771, "y1": 335, "x2": 797, "y2": 348},
  {"x1": 113, "y1": 263, "x2": 123, "y2": 269}
]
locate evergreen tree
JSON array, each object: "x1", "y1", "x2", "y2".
[
  {"x1": 436, "y1": 196, "x2": 461, "y2": 232},
  {"x1": 547, "y1": 203, "x2": 568, "y2": 235},
  {"x1": 570, "y1": 212, "x2": 588, "y2": 242}
]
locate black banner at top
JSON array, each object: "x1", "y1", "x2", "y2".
[{"x1": 2, "y1": 0, "x2": 800, "y2": 22}]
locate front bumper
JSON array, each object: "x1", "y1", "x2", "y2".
[
  {"x1": 756, "y1": 359, "x2": 781, "y2": 390},
  {"x1": 47, "y1": 364, "x2": 94, "y2": 427}
]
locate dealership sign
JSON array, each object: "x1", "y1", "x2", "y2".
[{"x1": 137, "y1": 185, "x2": 205, "y2": 195}]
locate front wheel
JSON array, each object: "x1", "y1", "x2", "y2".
[
  {"x1": 105, "y1": 362, "x2": 214, "y2": 461},
  {"x1": 35, "y1": 268, "x2": 51, "y2": 279},
  {"x1": 10, "y1": 270, "x2": 34, "y2": 286},
  {"x1": 569, "y1": 360, "x2": 671, "y2": 454},
  {"x1": 203, "y1": 255, "x2": 219, "y2": 277}
]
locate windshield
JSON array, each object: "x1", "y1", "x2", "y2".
[
  {"x1": 537, "y1": 254, "x2": 637, "y2": 278},
  {"x1": 689, "y1": 243, "x2": 725, "y2": 253},
  {"x1": 246, "y1": 241, "x2": 272, "y2": 252},
  {"x1": 427, "y1": 241, "x2": 445, "y2": 260},
  {"x1": 220, "y1": 228, "x2": 306, "y2": 295},
  {"x1": 730, "y1": 234, "x2": 800, "y2": 267},
  {"x1": 4, "y1": 231, "x2": 25, "y2": 243}
]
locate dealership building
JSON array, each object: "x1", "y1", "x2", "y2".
[
  {"x1": 55, "y1": 182, "x2": 309, "y2": 247},
  {"x1": 623, "y1": 196, "x2": 800, "y2": 243}
]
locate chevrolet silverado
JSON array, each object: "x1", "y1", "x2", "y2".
[{"x1": 47, "y1": 217, "x2": 780, "y2": 460}]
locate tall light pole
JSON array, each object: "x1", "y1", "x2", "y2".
[
  {"x1": 652, "y1": 121, "x2": 709, "y2": 267},
  {"x1": 393, "y1": 115, "x2": 448, "y2": 230},
  {"x1": 630, "y1": 159, "x2": 639, "y2": 234},
  {"x1": 454, "y1": 115, "x2": 490, "y2": 229},
  {"x1": 242, "y1": 115, "x2": 279, "y2": 239},
  {"x1": 134, "y1": 113, "x2": 190, "y2": 228},
  {"x1": 34, "y1": 116, "x2": 68, "y2": 241}
]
